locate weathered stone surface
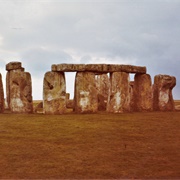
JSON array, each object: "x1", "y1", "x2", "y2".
[
  {"x1": 66, "y1": 93, "x2": 70, "y2": 100},
  {"x1": 6, "y1": 65, "x2": 25, "y2": 109},
  {"x1": 43, "y1": 71, "x2": 66, "y2": 114},
  {"x1": 107, "y1": 72, "x2": 130, "y2": 113},
  {"x1": 96, "y1": 74, "x2": 110, "y2": 111},
  {"x1": 8, "y1": 71, "x2": 33, "y2": 113},
  {"x1": 6, "y1": 61, "x2": 23, "y2": 71},
  {"x1": 175, "y1": 105, "x2": 180, "y2": 111},
  {"x1": 153, "y1": 75, "x2": 176, "y2": 111},
  {"x1": 34, "y1": 101, "x2": 43, "y2": 113},
  {"x1": 0, "y1": 73, "x2": 4, "y2": 113},
  {"x1": 133, "y1": 74, "x2": 153, "y2": 111},
  {"x1": 52, "y1": 64, "x2": 86, "y2": 72},
  {"x1": 129, "y1": 81, "x2": 134, "y2": 111},
  {"x1": 66, "y1": 99, "x2": 74, "y2": 109},
  {"x1": 52, "y1": 64, "x2": 146, "y2": 74},
  {"x1": 74, "y1": 72, "x2": 98, "y2": 113}
]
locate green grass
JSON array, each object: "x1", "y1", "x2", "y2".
[{"x1": 0, "y1": 112, "x2": 180, "y2": 179}]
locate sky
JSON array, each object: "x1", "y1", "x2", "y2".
[{"x1": 0, "y1": 0, "x2": 180, "y2": 100}]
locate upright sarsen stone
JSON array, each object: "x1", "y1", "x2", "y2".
[
  {"x1": 74, "y1": 72, "x2": 98, "y2": 113},
  {"x1": 96, "y1": 74, "x2": 110, "y2": 111},
  {"x1": 43, "y1": 71, "x2": 66, "y2": 114},
  {"x1": 6, "y1": 62, "x2": 33, "y2": 113},
  {"x1": 107, "y1": 72, "x2": 130, "y2": 113},
  {"x1": 133, "y1": 74, "x2": 153, "y2": 111},
  {"x1": 153, "y1": 75, "x2": 176, "y2": 111},
  {"x1": 0, "y1": 73, "x2": 4, "y2": 113},
  {"x1": 9, "y1": 72, "x2": 33, "y2": 113}
]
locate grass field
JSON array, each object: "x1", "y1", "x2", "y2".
[{"x1": 0, "y1": 110, "x2": 180, "y2": 179}]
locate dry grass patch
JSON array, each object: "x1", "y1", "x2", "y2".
[{"x1": 0, "y1": 112, "x2": 180, "y2": 179}]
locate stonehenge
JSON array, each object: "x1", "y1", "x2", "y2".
[
  {"x1": 153, "y1": 75, "x2": 176, "y2": 111},
  {"x1": 0, "y1": 62, "x2": 177, "y2": 114},
  {"x1": 43, "y1": 71, "x2": 66, "y2": 114},
  {"x1": 96, "y1": 74, "x2": 110, "y2": 111},
  {"x1": 0, "y1": 73, "x2": 4, "y2": 113},
  {"x1": 133, "y1": 74, "x2": 153, "y2": 111},
  {"x1": 6, "y1": 62, "x2": 33, "y2": 113},
  {"x1": 107, "y1": 72, "x2": 130, "y2": 113},
  {"x1": 74, "y1": 72, "x2": 98, "y2": 113}
]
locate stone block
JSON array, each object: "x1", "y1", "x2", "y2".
[
  {"x1": 0, "y1": 73, "x2": 4, "y2": 113},
  {"x1": 74, "y1": 72, "x2": 98, "y2": 113},
  {"x1": 8, "y1": 71, "x2": 33, "y2": 113},
  {"x1": 133, "y1": 74, "x2": 153, "y2": 111},
  {"x1": 107, "y1": 72, "x2": 130, "y2": 113},
  {"x1": 96, "y1": 74, "x2": 110, "y2": 111},
  {"x1": 43, "y1": 71, "x2": 66, "y2": 114},
  {"x1": 6, "y1": 62, "x2": 23, "y2": 71},
  {"x1": 153, "y1": 74, "x2": 176, "y2": 111},
  {"x1": 51, "y1": 64, "x2": 146, "y2": 74}
]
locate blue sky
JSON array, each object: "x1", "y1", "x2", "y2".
[{"x1": 0, "y1": 0, "x2": 179, "y2": 99}]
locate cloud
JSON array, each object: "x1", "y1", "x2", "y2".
[{"x1": 21, "y1": 47, "x2": 73, "y2": 75}]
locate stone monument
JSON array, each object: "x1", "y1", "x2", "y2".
[{"x1": 6, "y1": 62, "x2": 33, "y2": 113}]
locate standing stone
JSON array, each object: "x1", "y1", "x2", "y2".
[
  {"x1": 0, "y1": 73, "x2": 4, "y2": 113},
  {"x1": 107, "y1": 72, "x2": 130, "y2": 113},
  {"x1": 6, "y1": 62, "x2": 24, "y2": 109},
  {"x1": 133, "y1": 74, "x2": 153, "y2": 111},
  {"x1": 9, "y1": 72, "x2": 33, "y2": 113},
  {"x1": 6, "y1": 62, "x2": 33, "y2": 113},
  {"x1": 74, "y1": 72, "x2": 98, "y2": 113},
  {"x1": 43, "y1": 71, "x2": 66, "y2": 114},
  {"x1": 153, "y1": 75, "x2": 176, "y2": 111},
  {"x1": 129, "y1": 81, "x2": 134, "y2": 111},
  {"x1": 96, "y1": 74, "x2": 110, "y2": 111}
]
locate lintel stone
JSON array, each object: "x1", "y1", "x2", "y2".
[
  {"x1": 6, "y1": 62, "x2": 23, "y2": 71},
  {"x1": 52, "y1": 64, "x2": 146, "y2": 74}
]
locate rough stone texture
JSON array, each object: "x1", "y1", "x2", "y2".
[
  {"x1": 96, "y1": 74, "x2": 110, "y2": 111},
  {"x1": 34, "y1": 101, "x2": 43, "y2": 113},
  {"x1": 107, "y1": 72, "x2": 130, "y2": 113},
  {"x1": 66, "y1": 93, "x2": 70, "y2": 100},
  {"x1": 153, "y1": 74, "x2": 176, "y2": 111},
  {"x1": 52, "y1": 64, "x2": 146, "y2": 74},
  {"x1": 43, "y1": 71, "x2": 66, "y2": 114},
  {"x1": 0, "y1": 73, "x2": 4, "y2": 113},
  {"x1": 6, "y1": 67, "x2": 25, "y2": 109},
  {"x1": 66, "y1": 99, "x2": 74, "y2": 109},
  {"x1": 8, "y1": 71, "x2": 33, "y2": 113},
  {"x1": 129, "y1": 81, "x2": 134, "y2": 111},
  {"x1": 52, "y1": 64, "x2": 86, "y2": 72},
  {"x1": 74, "y1": 72, "x2": 98, "y2": 113},
  {"x1": 175, "y1": 105, "x2": 180, "y2": 111},
  {"x1": 6, "y1": 61, "x2": 24, "y2": 71},
  {"x1": 133, "y1": 74, "x2": 153, "y2": 111}
]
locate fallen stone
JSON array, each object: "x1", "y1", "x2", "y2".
[
  {"x1": 175, "y1": 105, "x2": 180, "y2": 111},
  {"x1": 66, "y1": 99, "x2": 74, "y2": 109},
  {"x1": 96, "y1": 74, "x2": 110, "y2": 111},
  {"x1": 74, "y1": 72, "x2": 98, "y2": 113},
  {"x1": 133, "y1": 74, "x2": 153, "y2": 111},
  {"x1": 153, "y1": 74, "x2": 176, "y2": 111},
  {"x1": 43, "y1": 71, "x2": 66, "y2": 114},
  {"x1": 0, "y1": 73, "x2": 4, "y2": 113},
  {"x1": 107, "y1": 72, "x2": 130, "y2": 113},
  {"x1": 34, "y1": 101, "x2": 43, "y2": 113}
]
